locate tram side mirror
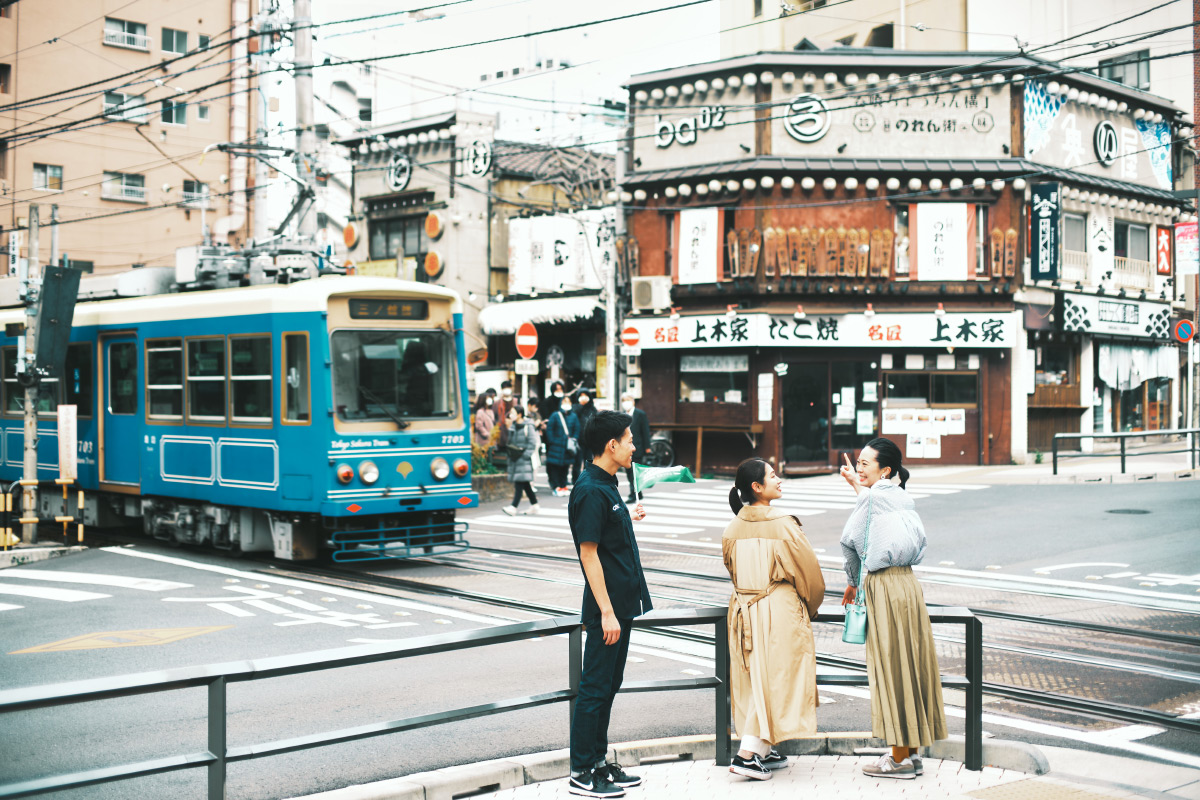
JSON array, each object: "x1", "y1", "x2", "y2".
[{"x1": 287, "y1": 367, "x2": 301, "y2": 389}]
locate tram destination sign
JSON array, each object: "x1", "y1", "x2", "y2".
[{"x1": 349, "y1": 299, "x2": 429, "y2": 320}]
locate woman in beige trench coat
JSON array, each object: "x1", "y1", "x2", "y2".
[{"x1": 723, "y1": 458, "x2": 825, "y2": 781}]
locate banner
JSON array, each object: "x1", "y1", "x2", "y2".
[
  {"x1": 1175, "y1": 222, "x2": 1198, "y2": 276},
  {"x1": 633, "y1": 463, "x2": 695, "y2": 493},
  {"x1": 1030, "y1": 183, "x2": 1060, "y2": 282},
  {"x1": 915, "y1": 203, "x2": 968, "y2": 281},
  {"x1": 677, "y1": 208, "x2": 720, "y2": 285}
]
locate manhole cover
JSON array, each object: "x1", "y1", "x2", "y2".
[{"x1": 1106, "y1": 509, "x2": 1151, "y2": 515}]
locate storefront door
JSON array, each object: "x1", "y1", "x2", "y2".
[{"x1": 782, "y1": 364, "x2": 829, "y2": 466}]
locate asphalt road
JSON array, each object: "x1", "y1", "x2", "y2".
[{"x1": 1, "y1": 467, "x2": 1198, "y2": 798}]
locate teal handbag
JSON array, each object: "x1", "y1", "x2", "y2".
[{"x1": 842, "y1": 492, "x2": 872, "y2": 645}]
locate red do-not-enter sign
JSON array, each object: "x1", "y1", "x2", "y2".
[
  {"x1": 515, "y1": 321, "x2": 539, "y2": 359},
  {"x1": 620, "y1": 327, "x2": 640, "y2": 348}
]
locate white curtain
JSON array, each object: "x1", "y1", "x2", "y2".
[{"x1": 1097, "y1": 343, "x2": 1177, "y2": 392}]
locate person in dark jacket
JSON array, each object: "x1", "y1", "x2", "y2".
[
  {"x1": 622, "y1": 393, "x2": 652, "y2": 504},
  {"x1": 570, "y1": 389, "x2": 597, "y2": 484},
  {"x1": 545, "y1": 396, "x2": 581, "y2": 496},
  {"x1": 501, "y1": 406, "x2": 541, "y2": 516},
  {"x1": 540, "y1": 381, "x2": 566, "y2": 424}
]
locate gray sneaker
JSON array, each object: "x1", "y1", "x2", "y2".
[
  {"x1": 861, "y1": 754, "x2": 916, "y2": 780},
  {"x1": 911, "y1": 755, "x2": 923, "y2": 775}
]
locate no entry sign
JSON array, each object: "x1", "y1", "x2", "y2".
[
  {"x1": 620, "y1": 327, "x2": 641, "y2": 348},
  {"x1": 515, "y1": 322, "x2": 539, "y2": 359}
]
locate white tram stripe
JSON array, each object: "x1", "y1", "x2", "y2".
[
  {"x1": 0, "y1": 582, "x2": 110, "y2": 602},
  {"x1": 0, "y1": 568, "x2": 192, "y2": 592}
]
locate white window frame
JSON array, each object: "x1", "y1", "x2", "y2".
[
  {"x1": 102, "y1": 172, "x2": 147, "y2": 203},
  {"x1": 160, "y1": 98, "x2": 186, "y2": 126},
  {"x1": 103, "y1": 91, "x2": 150, "y2": 122},
  {"x1": 33, "y1": 163, "x2": 63, "y2": 192},
  {"x1": 196, "y1": 104, "x2": 210, "y2": 122},
  {"x1": 162, "y1": 27, "x2": 187, "y2": 55},
  {"x1": 103, "y1": 18, "x2": 149, "y2": 50}
]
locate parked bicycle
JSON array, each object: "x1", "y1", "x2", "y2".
[{"x1": 644, "y1": 430, "x2": 676, "y2": 468}]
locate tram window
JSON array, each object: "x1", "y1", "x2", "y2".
[
  {"x1": 331, "y1": 329, "x2": 457, "y2": 423},
  {"x1": 1, "y1": 347, "x2": 53, "y2": 413},
  {"x1": 109, "y1": 341, "x2": 137, "y2": 415},
  {"x1": 64, "y1": 344, "x2": 93, "y2": 416},
  {"x1": 187, "y1": 338, "x2": 226, "y2": 422},
  {"x1": 283, "y1": 333, "x2": 310, "y2": 424},
  {"x1": 146, "y1": 339, "x2": 183, "y2": 419},
  {"x1": 230, "y1": 335, "x2": 271, "y2": 423}
]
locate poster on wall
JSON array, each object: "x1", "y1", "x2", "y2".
[
  {"x1": 906, "y1": 431, "x2": 924, "y2": 459},
  {"x1": 677, "y1": 208, "x2": 720, "y2": 285},
  {"x1": 1175, "y1": 222, "x2": 1198, "y2": 276},
  {"x1": 915, "y1": 203, "x2": 968, "y2": 281}
]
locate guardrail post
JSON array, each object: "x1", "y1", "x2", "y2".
[
  {"x1": 1052, "y1": 437, "x2": 1058, "y2": 475},
  {"x1": 1192, "y1": 430, "x2": 1197, "y2": 471},
  {"x1": 208, "y1": 676, "x2": 227, "y2": 800},
  {"x1": 964, "y1": 616, "x2": 983, "y2": 771},
  {"x1": 568, "y1": 624, "x2": 582, "y2": 725},
  {"x1": 1120, "y1": 437, "x2": 1126, "y2": 474},
  {"x1": 714, "y1": 614, "x2": 731, "y2": 767}
]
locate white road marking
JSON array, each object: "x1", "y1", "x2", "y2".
[
  {"x1": 0, "y1": 602, "x2": 24, "y2": 611},
  {"x1": 475, "y1": 513, "x2": 705, "y2": 535},
  {"x1": 1103, "y1": 571, "x2": 1140, "y2": 579},
  {"x1": 275, "y1": 596, "x2": 328, "y2": 612},
  {"x1": 243, "y1": 599, "x2": 293, "y2": 615},
  {"x1": 0, "y1": 582, "x2": 110, "y2": 602},
  {"x1": 363, "y1": 622, "x2": 419, "y2": 629},
  {"x1": 208, "y1": 602, "x2": 255, "y2": 618},
  {"x1": 1031, "y1": 562, "x2": 1130, "y2": 574},
  {"x1": 0, "y1": 569, "x2": 192, "y2": 592}
]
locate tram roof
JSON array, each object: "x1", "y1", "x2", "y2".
[{"x1": 0, "y1": 276, "x2": 463, "y2": 328}]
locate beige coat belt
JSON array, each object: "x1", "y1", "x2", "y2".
[{"x1": 731, "y1": 581, "x2": 785, "y2": 672}]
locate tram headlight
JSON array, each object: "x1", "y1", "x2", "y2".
[
  {"x1": 336, "y1": 463, "x2": 354, "y2": 484},
  {"x1": 358, "y1": 460, "x2": 380, "y2": 484},
  {"x1": 452, "y1": 458, "x2": 469, "y2": 477},
  {"x1": 430, "y1": 457, "x2": 451, "y2": 480}
]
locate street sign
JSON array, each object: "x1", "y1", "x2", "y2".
[
  {"x1": 515, "y1": 321, "x2": 538, "y2": 359},
  {"x1": 7, "y1": 231, "x2": 19, "y2": 277},
  {"x1": 1175, "y1": 319, "x2": 1196, "y2": 343},
  {"x1": 514, "y1": 358, "x2": 538, "y2": 375},
  {"x1": 620, "y1": 326, "x2": 640, "y2": 347}
]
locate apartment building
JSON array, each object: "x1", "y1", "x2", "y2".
[{"x1": 0, "y1": 0, "x2": 254, "y2": 274}]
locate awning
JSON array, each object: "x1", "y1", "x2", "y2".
[
  {"x1": 1097, "y1": 343, "x2": 1178, "y2": 392},
  {"x1": 477, "y1": 294, "x2": 603, "y2": 336}
]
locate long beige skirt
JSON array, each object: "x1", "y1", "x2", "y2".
[{"x1": 863, "y1": 566, "x2": 948, "y2": 747}]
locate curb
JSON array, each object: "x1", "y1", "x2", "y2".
[
  {"x1": 285, "y1": 733, "x2": 1048, "y2": 799},
  {"x1": 0, "y1": 545, "x2": 86, "y2": 569}
]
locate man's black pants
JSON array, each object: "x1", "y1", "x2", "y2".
[{"x1": 569, "y1": 617, "x2": 632, "y2": 773}]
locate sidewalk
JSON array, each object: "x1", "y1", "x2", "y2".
[
  {"x1": 906, "y1": 443, "x2": 1197, "y2": 485},
  {"x1": 290, "y1": 735, "x2": 1200, "y2": 800},
  {"x1": 0, "y1": 540, "x2": 84, "y2": 568}
]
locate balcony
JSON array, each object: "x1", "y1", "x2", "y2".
[
  {"x1": 102, "y1": 184, "x2": 147, "y2": 203},
  {"x1": 1061, "y1": 250, "x2": 1090, "y2": 283},
  {"x1": 181, "y1": 191, "x2": 212, "y2": 209},
  {"x1": 103, "y1": 29, "x2": 150, "y2": 50},
  {"x1": 1112, "y1": 256, "x2": 1153, "y2": 290}
]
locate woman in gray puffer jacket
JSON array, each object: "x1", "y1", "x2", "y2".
[{"x1": 502, "y1": 405, "x2": 540, "y2": 516}]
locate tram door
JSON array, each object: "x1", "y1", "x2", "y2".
[{"x1": 100, "y1": 335, "x2": 140, "y2": 486}]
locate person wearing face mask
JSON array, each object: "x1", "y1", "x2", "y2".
[
  {"x1": 472, "y1": 392, "x2": 495, "y2": 446},
  {"x1": 540, "y1": 381, "x2": 566, "y2": 424},
  {"x1": 495, "y1": 381, "x2": 515, "y2": 448},
  {"x1": 570, "y1": 389, "x2": 596, "y2": 485},
  {"x1": 545, "y1": 395, "x2": 581, "y2": 496},
  {"x1": 621, "y1": 393, "x2": 651, "y2": 504}
]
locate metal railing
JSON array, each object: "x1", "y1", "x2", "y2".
[
  {"x1": 1112, "y1": 256, "x2": 1154, "y2": 290},
  {"x1": 101, "y1": 183, "x2": 147, "y2": 202},
  {"x1": 181, "y1": 191, "x2": 213, "y2": 209},
  {"x1": 0, "y1": 607, "x2": 983, "y2": 799},
  {"x1": 1053, "y1": 427, "x2": 1200, "y2": 474},
  {"x1": 102, "y1": 30, "x2": 150, "y2": 50}
]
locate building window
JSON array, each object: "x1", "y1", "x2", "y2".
[
  {"x1": 33, "y1": 163, "x2": 63, "y2": 192},
  {"x1": 282, "y1": 333, "x2": 311, "y2": 424},
  {"x1": 894, "y1": 205, "x2": 910, "y2": 275},
  {"x1": 1034, "y1": 340, "x2": 1075, "y2": 386},
  {"x1": 864, "y1": 23, "x2": 894, "y2": 48},
  {"x1": 103, "y1": 91, "x2": 149, "y2": 121},
  {"x1": 883, "y1": 370, "x2": 979, "y2": 407},
  {"x1": 0, "y1": 5, "x2": 11, "y2": 17},
  {"x1": 161, "y1": 98, "x2": 186, "y2": 125},
  {"x1": 753, "y1": 0, "x2": 762, "y2": 17},
  {"x1": 1064, "y1": 213, "x2": 1086, "y2": 252},
  {"x1": 187, "y1": 338, "x2": 226, "y2": 422},
  {"x1": 230, "y1": 335, "x2": 271, "y2": 423},
  {"x1": 0, "y1": 63, "x2": 10, "y2": 94},
  {"x1": 1114, "y1": 221, "x2": 1149, "y2": 261},
  {"x1": 973, "y1": 204, "x2": 988, "y2": 276},
  {"x1": 368, "y1": 215, "x2": 426, "y2": 276},
  {"x1": 1099, "y1": 50, "x2": 1149, "y2": 91},
  {"x1": 196, "y1": 104, "x2": 210, "y2": 121},
  {"x1": 197, "y1": 33, "x2": 210, "y2": 50},
  {"x1": 146, "y1": 339, "x2": 183, "y2": 419},
  {"x1": 102, "y1": 172, "x2": 146, "y2": 202},
  {"x1": 182, "y1": 179, "x2": 210, "y2": 208},
  {"x1": 162, "y1": 27, "x2": 187, "y2": 54},
  {"x1": 104, "y1": 18, "x2": 149, "y2": 50},
  {"x1": 678, "y1": 354, "x2": 750, "y2": 403},
  {"x1": 0, "y1": 139, "x2": 7, "y2": 181}
]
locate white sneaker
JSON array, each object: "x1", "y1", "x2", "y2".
[
  {"x1": 501, "y1": 506, "x2": 518, "y2": 516},
  {"x1": 523, "y1": 505, "x2": 540, "y2": 515},
  {"x1": 861, "y1": 754, "x2": 916, "y2": 780}
]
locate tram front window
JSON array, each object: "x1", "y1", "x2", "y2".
[{"x1": 332, "y1": 329, "x2": 457, "y2": 423}]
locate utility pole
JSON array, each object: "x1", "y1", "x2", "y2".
[
  {"x1": 21, "y1": 206, "x2": 40, "y2": 544},
  {"x1": 293, "y1": 0, "x2": 318, "y2": 241},
  {"x1": 49, "y1": 205, "x2": 59, "y2": 267}
]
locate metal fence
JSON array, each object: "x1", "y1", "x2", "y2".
[
  {"x1": 0, "y1": 607, "x2": 982, "y2": 799},
  {"x1": 1052, "y1": 427, "x2": 1200, "y2": 474}
]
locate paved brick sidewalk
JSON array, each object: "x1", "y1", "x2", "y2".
[{"x1": 477, "y1": 755, "x2": 1140, "y2": 800}]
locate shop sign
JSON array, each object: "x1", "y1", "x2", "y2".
[
  {"x1": 459, "y1": 139, "x2": 492, "y2": 177},
  {"x1": 1024, "y1": 80, "x2": 1172, "y2": 189},
  {"x1": 626, "y1": 311, "x2": 1016, "y2": 350},
  {"x1": 1174, "y1": 222, "x2": 1198, "y2": 276},
  {"x1": 677, "y1": 208, "x2": 721, "y2": 285},
  {"x1": 507, "y1": 209, "x2": 614, "y2": 294},
  {"x1": 386, "y1": 153, "x2": 412, "y2": 192},
  {"x1": 680, "y1": 354, "x2": 748, "y2": 372},
  {"x1": 915, "y1": 203, "x2": 969, "y2": 281},
  {"x1": 1061, "y1": 292, "x2": 1172, "y2": 339},
  {"x1": 782, "y1": 93, "x2": 831, "y2": 143},
  {"x1": 655, "y1": 106, "x2": 726, "y2": 148},
  {"x1": 1155, "y1": 225, "x2": 1173, "y2": 276},
  {"x1": 1030, "y1": 183, "x2": 1061, "y2": 282}
]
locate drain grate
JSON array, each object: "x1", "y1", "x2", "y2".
[{"x1": 1106, "y1": 509, "x2": 1150, "y2": 515}]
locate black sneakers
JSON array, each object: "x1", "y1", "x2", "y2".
[
  {"x1": 569, "y1": 767, "x2": 626, "y2": 797},
  {"x1": 761, "y1": 749, "x2": 789, "y2": 770},
  {"x1": 605, "y1": 762, "x2": 643, "y2": 788},
  {"x1": 729, "y1": 753, "x2": 773, "y2": 780}
]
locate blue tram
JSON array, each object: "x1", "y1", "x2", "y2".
[{"x1": 0, "y1": 276, "x2": 477, "y2": 561}]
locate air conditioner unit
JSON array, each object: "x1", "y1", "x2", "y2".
[{"x1": 631, "y1": 275, "x2": 672, "y2": 312}]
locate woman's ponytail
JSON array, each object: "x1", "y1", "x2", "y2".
[
  {"x1": 865, "y1": 437, "x2": 909, "y2": 489},
  {"x1": 897, "y1": 465, "x2": 910, "y2": 490},
  {"x1": 728, "y1": 486, "x2": 745, "y2": 514}
]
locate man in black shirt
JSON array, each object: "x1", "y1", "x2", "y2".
[{"x1": 567, "y1": 411, "x2": 653, "y2": 798}]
